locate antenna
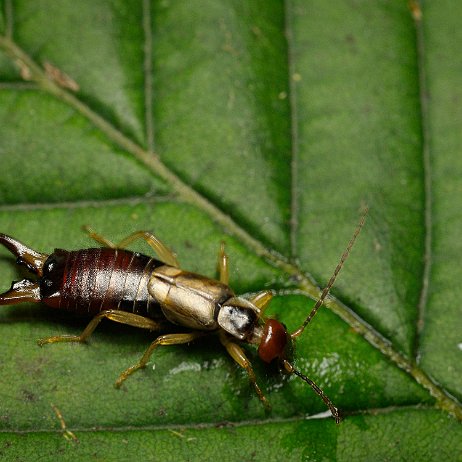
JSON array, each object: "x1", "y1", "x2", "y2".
[
  {"x1": 291, "y1": 207, "x2": 368, "y2": 338},
  {"x1": 283, "y1": 360, "x2": 341, "y2": 423}
]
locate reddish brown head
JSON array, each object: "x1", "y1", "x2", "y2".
[
  {"x1": 257, "y1": 319, "x2": 292, "y2": 364},
  {"x1": 255, "y1": 210, "x2": 367, "y2": 424},
  {"x1": 257, "y1": 317, "x2": 341, "y2": 424}
]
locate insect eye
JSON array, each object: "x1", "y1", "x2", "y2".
[{"x1": 258, "y1": 319, "x2": 289, "y2": 364}]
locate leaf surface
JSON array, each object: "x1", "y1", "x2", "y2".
[{"x1": 0, "y1": 1, "x2": 461, "y2": 460}]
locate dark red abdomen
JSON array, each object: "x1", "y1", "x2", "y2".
[{"x1": 39, "y1": 248, "x2": 162, "y2": 317}]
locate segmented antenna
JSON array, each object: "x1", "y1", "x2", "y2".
[
  {"x1": 291, "y1": 208, "x2": 368, "y2": 338},
  {"x1": 283, "y1": 360, "x2": 341, "y2": 423}
]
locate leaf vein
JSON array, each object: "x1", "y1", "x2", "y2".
[
  {"x1": 284, "y1": 0, "x2": 300, "y2": 260},
  {"x1": 142, "y1": 0, "x2": 155, "y2": 152},
  {"x1": 413, "y1": 1, "x2": 433, "y2": 362}
]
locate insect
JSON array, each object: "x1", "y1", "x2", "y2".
[{"x1": 0, "y1": 213, "x2": 366, "y2": 423}]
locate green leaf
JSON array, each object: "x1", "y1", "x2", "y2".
[
  {"x1": 0, "y1": 0, "x2": 461, "y2": 460},
  {"x1": 0, "y1": 410, "x2": 460, "y2": 461}
]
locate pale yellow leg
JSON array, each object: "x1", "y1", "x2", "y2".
[
  {"x1": 38, "y1": 310, "x2": 163, "y2": 346},
  {"x1": 248, "y1": 290, "x2": 273, "y2": 317},
  {"x1": 82, "y1": 226, "x2": 179, "y2": 267},
  {"x1": 115, "y1": 331, "x2": 204, "y2": 387},
  {"x1": 217, "y1": 241, "x2": 229, "y2": 285},
  {"x1": 82, "y1": 225, "x2": 116, "y2": 248},
  {"x1": 219, "y1": 331, "x2": 270, "y2": 410}
]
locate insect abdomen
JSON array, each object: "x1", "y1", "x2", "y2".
[{"x1": 39, "y1": 248, "x2": 162, "y2": 316}]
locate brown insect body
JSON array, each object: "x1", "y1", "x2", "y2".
[
  {"x1": 40, "y1": 248, "x2": 162, "y2": 317},
  {"x1": 0, "y1": 213, "x2": 366, "y2": 424},
  {"x1": 1, "y1": 237, "x2": 238, "y2": 330}
]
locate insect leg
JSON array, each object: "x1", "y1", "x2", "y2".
[
  {"x1": 247, "y1": 290, "x2": 273, "y2": 317},
  {"x1": 82, "y1": 227, "x2": 179, "y2": 267},
  {"x1": 0, "y1": 280, "x2": 41, "y2": 305},
  {"x1": 217, "y1": 242, "x2": 229, "y2": 284},
  {"x1": 116, "y1": 232, "x2": 179, "y2": 267},
  {"x1": 37, "y1": 310, "x2": 163, "y2": 346},
  {"x1": 81, "y1": 226, "x2": 117, "y2": 248},
  {"x1": 219, "y1": 331, "x2": 270, "y2": 410},
  {"x1": 115, "y1": 331, "x2": 204, "y2": 387}
]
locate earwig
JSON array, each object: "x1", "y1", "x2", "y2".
[{"x1": 0, "y1": 211, "x2": 366, "y2": 423}]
